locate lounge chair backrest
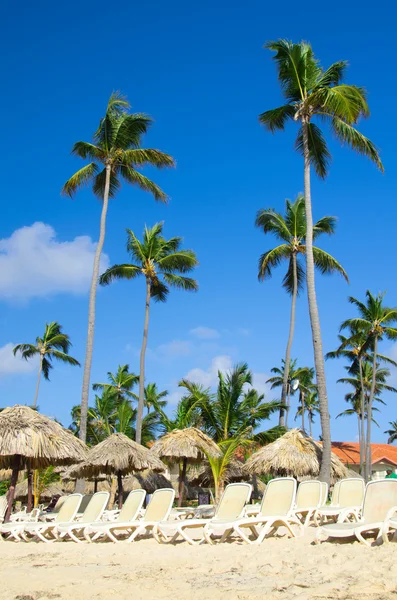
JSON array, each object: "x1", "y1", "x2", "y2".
[
  {"x1": 337, "y1": 478, "x2": 365, "y2": 508},
  {"x1": 143, "y1": 488, "x2": 175, "y2": 522},
  {"x1": 0, "y1": 495, "x2": 7, "y2": 522},
  {"x1": 215, "y1": 483, "x2": 252, "y2": 520},
  {"x1": 78, "y1": 494, "x2": 94, "y2": 513},
  {"x1": 362, "y1": 479, "x2": 397, "y2": 523},
  {"x1": 260, "y1": 478, "x2": 296, "y2": 517},
  {"x1": 79, "y1": 492, "x2": 110, "y2": 523},
  {"x1": 330, "y1": 481, "x2": 341, "y2": 506},
  {"x1": 117, "y1": 489, "x2": 146, "y2": 522},
  {"x1": 55, "y1": 494, "x2": 83, "y2": 523},
  {"x1": 320, "y1": 482, "x2": 329, "y2": 505},
  {"x1": 53, "y1": 496, "x2": 67, "y2": 513},
  {"x1": 295, "y1": 480, "x2": 322, "y2": 509}
]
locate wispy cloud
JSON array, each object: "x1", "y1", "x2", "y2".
[
  {"x1": 185, "y1": 355, "x2": 233, "y2": 388},
  {"x1": 189, "y1": 326, "x2": 220, "y2": 340},
  {"x1": 0, "y1": 343, "x2": 38, "y2": 377},
  {"x1": 156, "y1": 340, "x2": 193, "y2": 358},
  {"x1": 0, "y1": 222, "x2": 109, "y2": 301}
]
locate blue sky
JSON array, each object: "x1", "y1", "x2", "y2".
[{"x1": 1, "y1": 0, "x2": 396, "y2": 443}]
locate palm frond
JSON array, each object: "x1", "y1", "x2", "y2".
[
  {"x1": 122, "y1": 148, "x2": 175, "y2": 169},
  {"x1": 161, "y1": 273, "x2": 198, "y2": 292},
  {"x1": 312, "y1": 247, "x2": 349, "y2": 281},
  {"x1": 99, "y1": 264, "x2": 142, "y2": 286},
  {"x1": 62, "y1": 163, "x2": 98, "y2": 198},
  {"x1": 331, "y1": 118, "x2": 384, "y2": 172},
  {"x1": 258, "y1": 104, "x2": 295, "y2": 132},
  {"x1": 295, "y1": 122, "x2": 331, "y2": 179},
  {"x1": 119, "y1": 166, "x2": 168, "y2": 202}
]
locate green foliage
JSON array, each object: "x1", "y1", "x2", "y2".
[
  {"x1": 99, "y1": 222, "x2": 199, "y2": 302},
  {"x1": 260, "y1": 40, "x2": 383, "y2": 176},
  {"x1": 385, "y1": 421, "x2": 397, "y2": 444},
  {"x1": 93, "y1": 364, "x2": 139, "y2": 403},
  {"x1": 13, "y1": 322, "x2": 80, "y2": 380},
  {"x1": 62, "y1": 92, "x2": 174, "y2": 201},
  {"x1": 256, "y1": 196, "x2": 348, "y2": 295}
]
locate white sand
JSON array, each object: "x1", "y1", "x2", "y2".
[{"x1": 1, "y1": 529, "x2": 396, "y2": 600}]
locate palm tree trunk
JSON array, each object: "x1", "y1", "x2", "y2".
[
  {"x1": 117, "y1": 471, "x2": 124, "y2": 509},
  {"x1": 178, "y1": 458, "x2": 188, "y2": 508},
  {"x1": 302, "y1": 118, "x2": 331, "y2": 485},
  {"x1": 79, "y1": 163, "x2": 111, "y2": 443},
  {"x1": 5, "y1": 457, "x2": 21, "y2": 522},
  {"x1": 286, "y1": 383, "x2": 291, "y2": 429},
  {"x1": 366, "y1": 336, "x2": 378, "y2": 482},
  {"x1": 136, "y1": 278, "x2": 151, "y2": 444},
  {"x1": 27, "y1": 468, "x2": 33, "y2": 513},
  {"x1": 280, "y1": 253, "x2": 298, "y2": 428},
  {"x1": 301, "y1": 392, "x2": 305, "y2": 432},
  {"x1": 358, "y1": 356, "x2": 366, "y2": 477},
  {"x1": 309, "y1": 415, "x2": 312, "y2": 438},
  {"x1": 33, "y1": 355, "x2": 43, "y2": 408}
]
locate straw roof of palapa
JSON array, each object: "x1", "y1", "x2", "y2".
[
  {"x1": 151, "y1": 428, "x2": 221, "y2": 464},
  {"x1": 0, "y1": 405, "x2": 87, "y2": 469},
  {"x1": 67, "y1": 433, "x2": 165, "y2": 477},
  {"x1": 245, "y1": 429, "x2": 348, "y2": 481}
]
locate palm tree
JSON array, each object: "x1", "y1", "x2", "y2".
[
  {"x1": 292, "y1": 367, "x2": 316, "y2": 433},
  {"x1": 267, "y1": 359, "x2": 315, "y2": 428},
  {"x1": 93, "y1": 364, "x2": 138, "y2": 403},
  {"x1": 13, "y1": 322, "x2": 80, "y2": 407},
  {"x1": 99, "y1": 222, "x2": 198, "y2": 444},
  {"x1": 340, "y1": 292, "x2": 397, "y2": 480},
  {"x1": 385, "y1": 421, "x2": 397, "y2": 444},
  {"x1": 326, "y1": 325, "x2": 396, "y2": 475},
  {"x1": 261, "y1": 40, "x2": 383, "y2": 484},
  {"x1": 182, "y1": 363, "x2": 283, "y2": 499},
  {"x1": 256, "y1": 196, "x2": 347, "y2": 427},
  {"x1": 301, "y1": 391, "x2": 320, "y2": 438},
  {"x1": 132, "y1": 383, "x2": 168, "y2": 415},
  {"x1": 62, "y1": 93, "x2": 174, "y2": 443}
]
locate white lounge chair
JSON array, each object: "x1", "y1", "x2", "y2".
[
  {"x1": 0, "y1": 496, "x2": 8, "y2": 524},
  {"x1": 316, "y1": 479, "x2": 397, "y2": 546},
  {"x1": 55, "y1": 492, "x2": 110, "y2": 543},
  {"x1": 85, "y1": 488, "x2": 175, "y2": 543},
  {"x1": 39, "y1": 496, "x2": 68, "y2": 521},
  {"x1": 84, "y1": 489, "x2": 146, "y2": 542},
  {"x1": 381, "y1": 507, "x2": 397, "y2": 543},
  {"x1": 292, "y1": 480, "x2": 323, "y2": 527},
  {"x1": 153, "y1": 483, "x2": 252, "y2": 545},
  {"x1": 2, "y1": 494, "x2": 83, "y2": 543},
  {"x1": 314, "y1": 478, "x2": 364, "y2": 526},
  {"x1": 225, "y1": 477, "x2": 303, "y2": 544}
]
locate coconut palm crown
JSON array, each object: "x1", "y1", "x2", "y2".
[{"x1": 13, "y1": 322, "x2": 80, "y2": 407}]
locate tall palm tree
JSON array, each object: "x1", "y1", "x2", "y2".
[
  {"x1": 13, "y1": 322, "x2": 80, "y2": 407},
  {"x1": 385, "y1": 421, "x2": 397, "y2": 444},
  {"x1": 99, "y1": 223, "x2": 198, "y2": 443},
  {"x1": 182, "y1": 363, "x2": 283, "y2": 499},
  {"x1": 93, "y1": 364, "x2": 139, "y2": 403},
  {"x1": 256, "y1": 196, "x2": 347, "y2": 427},
  {"x1": 326, "y1": 325, "x2": 396, "y2": 475},
  {"x1": 340, "y1": 292, "x2": 397, "y2": 480},
  {"x1": 260, "y1": 40, "x2": 383, "y2": 483},
  {"x1": 62, "y1": 93, "x2": 174, "y2": 443}
]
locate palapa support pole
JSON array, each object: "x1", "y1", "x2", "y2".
[
  {"x1": 5, "y1": 456, "x2": 21, "y2": 523},
  {"x1": 117, "y1": 471, "x2": 123, "y2": 509},
  {"x1": 178, "y1": 457, "x2": 188, "y2": 508},
  {"x1": 94, "y1": 478, "x2": 98, "y2": 493},
  {"x1": 27, "y1": 468, "x2": 33, "y2": 512}
]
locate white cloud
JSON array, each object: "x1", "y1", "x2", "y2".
[
  {"x1": 0, "y1": 343, "x2": 38, "y2": 376},
  {"x1": 250, "y1": 372, "x2": 271, "y2": 397},
  {"x1": 185, "y1": 355, "x2": 233, "y2": 388},
  {"x1": 190, "y1": 326, "x2": 220, "y2": 340},
  {"x1": 387, "y1": 343, "x2": 397, "y2": 384},
  {"x1": 237, "y1": 328, "x2": 251, "y2": 337},
  {"x1": 0, "y1": 222, "x2": 109, "y2": 300}
]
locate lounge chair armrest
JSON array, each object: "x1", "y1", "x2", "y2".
[{"x1": 385, "y1": 505, "x2": 397, "y2": 521}]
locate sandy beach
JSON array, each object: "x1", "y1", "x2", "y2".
[{"x1": 1, "y1": 529, "x2": 396, "y2": 600}]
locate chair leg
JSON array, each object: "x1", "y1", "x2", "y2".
[
  {"x1": 355, "y1": 527, "x2": 375, "y2": 547},
  {"x1": 178, "y1": 526, "x2": 204, "y2": 545},
  {"x1": 67, "y1": 529, "x2": 84, "y2": 544},
  {"x1": 233, "y1": 525, "x2": 255, "y2": 545}
]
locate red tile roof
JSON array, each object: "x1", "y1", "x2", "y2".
[{"x1": 331, "y1": 442, "x2": 397, "y2": 467}]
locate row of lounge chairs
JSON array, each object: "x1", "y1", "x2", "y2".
[{"x1": 1, "y1": 477, "x2": 396, "y2": 546}]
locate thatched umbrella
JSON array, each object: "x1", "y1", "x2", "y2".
[
  {"x1": 151, "y1": 428, "x2": 221, "y2": 506},
  {"x1": 67, "y1": 433, "x2": 165, "y2": 508},
  {"x1": 245, "y1": 429, "x2": 348, "y2": 482},
  {"x1": 0, "y1": 405, "x2": 87, "y2": 521}
]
